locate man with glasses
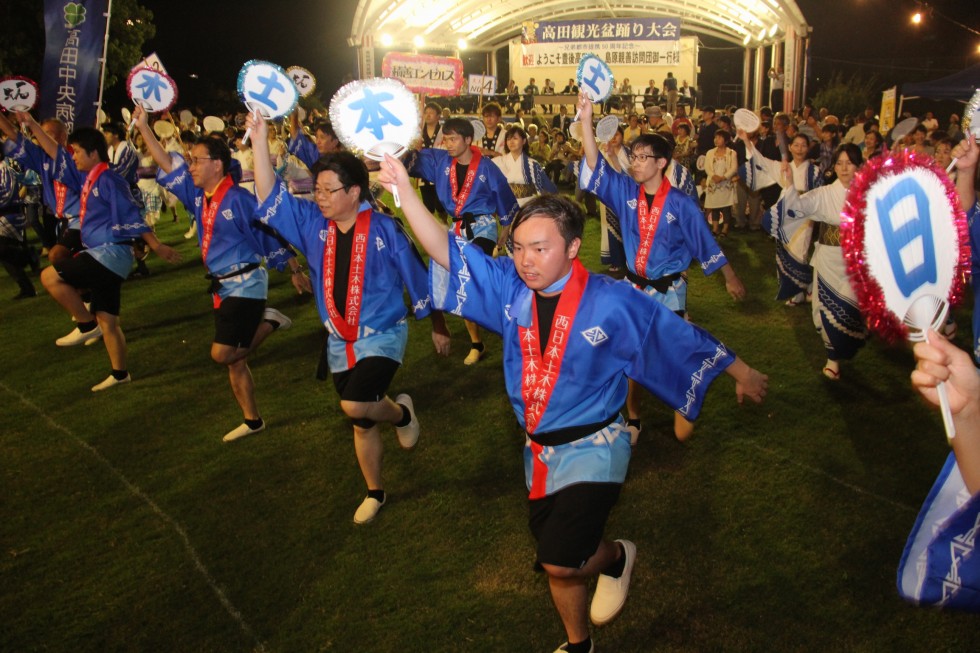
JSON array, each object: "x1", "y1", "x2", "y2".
[
  {"x1": 576, "y1": 93, "x2": 746, "y2": 443},
  {"x1": 246, "y1": 112, "x2": 450, "y2": 525},
  {"x1": 134, "y1": 106, "x2": 307, "y2": 443},
  {"x1": 409, "y1": 117, "x2": 519, "y2": 365}
]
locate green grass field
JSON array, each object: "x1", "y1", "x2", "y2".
[{"x1": 2, "y1": 201, "x2": 978, "y2": 652}]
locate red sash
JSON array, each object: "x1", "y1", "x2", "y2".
[
  {"x1": 79, "y1": 162, "x2": 109, "y2": 228},
  {"x1": 201, "y1": 175, "x2": 233, "y2": 264},
  {"x1": 54, "y1": 182, "x2": 68, "y2": 218},
  {"x1": 323, "y1": 209, "x2": 372, "y2": 368},
  {"x1": 55, "y1": 145, "x2": 73, "y2": 218},
  {"x1": 449, "y1": 146, "x2": 482, "y2": 230},
  {"x1": 519, "y1": 259, "x2": 589, "y2": 499},
  {"x1": 633, "y1": 178, "x2": 671, "y2": 275}
]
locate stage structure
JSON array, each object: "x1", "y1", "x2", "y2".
[{"x1": 349, "y1": 0, "x2": 811, "y2": 112}]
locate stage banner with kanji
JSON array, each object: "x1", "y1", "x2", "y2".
[
  {"x1": 381, "y1": 53, "x2": 464, "y2": 97},
  {"x1": 520, "y1": 18, "x2": 681, "y2": 68},
  {"x1": 41, "y1": 0, "x2": 108, "y2": 132}
]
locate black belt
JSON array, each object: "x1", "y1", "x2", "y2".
[
  {"x1": 625, "y1": 269, "x2": 681, "y2": 294},
  {"x1": 527, "y1": 415, "x2": 618, "y2": 447},
  {"x1": 205, "y1": 262, "x2": 260, "y2": 294},
  {"x1": 454, "y1": 213, "x2": 478, "y2": 241}
]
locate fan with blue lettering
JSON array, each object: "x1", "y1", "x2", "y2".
[
  {"x1": 573, "y1": 54, "x2": 614, "y2": 122},
  {"x1": 841, "y1": 150, "x2": 969, "y2": 438},
  {"x1": 237, "y1": 60, "x2": 299, "y2": 144},
  {"x1": 330, "y1": 78, "x2": 420, "y2": 207}
]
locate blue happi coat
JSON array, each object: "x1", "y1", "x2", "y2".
[
  {"x1": 431, "y1": 234, "x2": 734, "y2": 496},
  {"x1": 410, "y1": 148, "x2": 519, "y2": 241},
  {"x1": 159, "y1": 154, "x2": 293, "y2": 300},
  {"x1": 3, "y1": 134, "x2": 81, "y2": 228},
  {"x1": 255, "y1": 178, "x2": 434, "y2": 372},
  {"x1": 580, "y1": 156, "x2": 727, "y2": 281},
  {"x1": 52, "y1": 148, "x2": 149, "y2": 278}
]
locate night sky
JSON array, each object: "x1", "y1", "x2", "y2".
[{"x1": 124, "y1": 0, "x2": 978, "y2": 112}]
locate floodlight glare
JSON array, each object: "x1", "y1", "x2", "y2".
[
  {"x1": 380, "y1": 33, "x2": 394, "y2": 47},
  {"x1": 413, "y1": 35, "x2": 425, "y2": 48}
]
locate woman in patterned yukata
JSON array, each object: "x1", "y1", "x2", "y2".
[
  {"x1": 772, "y1": 143, "x2": 865, "y2": 381},
  {"x1": 246, "y1": 112, "x2": 450, "y2": 525},
  {"x1": 737, "y1": 129, "x2": 823, "y2": 307},
  {"x1": 493, "y1": 125, "x2": 558, "y2": 209}
]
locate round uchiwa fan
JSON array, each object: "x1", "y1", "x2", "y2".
[
  {"x1": 0, "y1": 77, "x2": 39, "y2": 112},
  {"x1": 330, "y1": 78, "x2": 420, "y2": 207},
  {"x1": 840, "y1": 149, "x2": 968, "y2": 343},
  {"x1": 841, "y1": 149, "x2": 969, "y2": 438}
]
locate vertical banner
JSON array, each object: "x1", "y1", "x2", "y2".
[
  {"x1": 880, "y1": 87, "x2": 897, "y2": 134},
  {"x1": 359, "y1": 35, "x2": 375, "y2": 80},
  {"x1": 41, "y1": 0, "x2": 109, "y2": 132},
  {"x1": 782, "y1": 27, "x2": 797, "y2": 114}
]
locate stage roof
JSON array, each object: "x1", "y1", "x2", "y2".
[{"x1": 351, "y1": 0, "x2": 810, "y2": 50}]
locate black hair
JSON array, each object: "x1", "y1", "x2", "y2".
[
  {"x1": 482, "y1": 102, "x2": 502, "y2": 118},
  {"x1": 424, "y1": 102, "x2": 442, "y2": 114},
  {"x1": 196, "y1": 135, "x2": 232, "y2": 176},
  {"x1": 504, "y1": 125, "x2": 529, "y2": 154},
  {"x1": 67, "y1": 127, "x2": 108, "y2": 162},
  {"x1": 315, "y1": 121, "x2": 338, "y2": 139},
  {"x1": 630, "y1": 133, "x2": 674, "y2": 159},
  {"x1": 101, "y1": 122, "x2": 126, "y2": 140},
  {"x1": 676, "y1": 122, "x2": 691, "y2": 136},
  {"x1": 713, "y1": 129, "x2": 732, "y2": 145},
  {"x1": 510, "y1": 194, "x2": 584, "y2": 248},
  {"x1": 442, "y1": 117, "x2": 474, "y2": 140},
  {"x1": 311, "y1": 151, "x2": 371, "y2": 202}
]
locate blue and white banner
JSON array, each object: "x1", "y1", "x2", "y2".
[
  {"x1": 520, "y1": 18, "x2": 681, "y2": 68},
  {"x1": 40, "y1": 0, "x2": 108, "y2": 132}
]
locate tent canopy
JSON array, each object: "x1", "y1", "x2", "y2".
[
  {"x1": 351, "y1": 0, "x2": 809, "y2": 50},
  {"x1": 901, "y1": 64, "x2": 980, "y2": 101}
]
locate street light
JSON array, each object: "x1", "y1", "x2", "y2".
[{"x1": 911, "y1": 12, "x2": 922, "y2": 24}]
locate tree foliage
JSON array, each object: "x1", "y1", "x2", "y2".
[
  {"x1": 809, "y1": 72, "x2": 880, "y2": 118},
  {"x1": 0, "y1": 0, "x2": 154, "y2": 91}
]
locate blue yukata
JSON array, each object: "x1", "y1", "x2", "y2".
[
  {"x1": 52, "y1": 149, "x2": 149, "y2": 278},
  {"x1": 158, "y1": 154, "x2": 292, "y2": 302},
  {"x1": 580, "y1": 156, "x2": 728, "y2": 313},
  {"x1": 431, "y1": 234, "x2": 735, "y2": 498},
  {"x1": 255, "y1": 178, "x2": 434, "y2": 372},
  {"x1": 898, "y1": 452, "x2": 980, "y2": 611},
  {"x1": 287, "y1": 133, "x2": 319, "y2": 171},
  {"x1": 760, "y1": 159, "x2": 824, "y2": 301},
  {"x1": 3, "y1": 134, "x2": 81, "y2": 230},
  {"x1": 410, "y1": 148, "x2": 519, "y2": 243}
]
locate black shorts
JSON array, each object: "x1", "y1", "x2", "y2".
[
  {"x1": 213, "y1": 296, "x2": 266, "y2": 348},
  {"x1": 529, "y1": 482, "x2": 621, "y2": 570},
  {"x1": 54, "y1": 252, "x2": 124, "y2": 316},
  {"x1": 332, "y1": 356, "x2": 400, "y2": 403},
  {"x1": 57, "y1": 226, "x2": 83, "y2": 253}
]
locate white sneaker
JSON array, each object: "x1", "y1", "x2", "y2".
[
  {"x1": 184, "y1": 222, "x2": 197, "y2": 239},
  {"x1": 394, "y1": 394, "x2": 419, "y2": 449},
  {"x1": 56, "y1": 325, "x2": 103, "y2": 346},
  {"x1": 91, "y1": 373, "x2": 131, "y2": 392},
  {"x1": 353, "y1": 495, "x2": 385, "y2": 524},
  {"x1": 222, "y1": 421, "x2": 266, "y2": 442},
  {"x1": 553, "y1": 642, "x2": 595, "y2": 653},
  {"x1": 626, "y1": 421, "x2": 641, "y2": 447},
  {"x1": 84, "y1": 333, "x2": 103, "y2": 346},
  {"x1": 590, "y1": 539, "x2": 636, "y2": 626},
  {"x1": 263, "y1": 307, "x2": 292, "y2": 331}
]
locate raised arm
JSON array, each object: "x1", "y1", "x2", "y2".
[
  {"x1": 953, "y1": 133, "x2": 977, "y2": 212},
  {"x1": 16, "y1": 112, "x2": 58, "y2": 160},
  {"x1": 577, "y1": 92, "x2": 599, "y2": 170},
  {"x1": 379, "y1": 153, "x2": 449, "y2": 269},
  {"x1": 912, "y1": 331, "x2": 980, "y2": 494},
  {"x1": 245, "y1": 112, "x2": 276, "y2": 203},
  {"x1": 0, "y1": 112, "x2": 19, "y2": 141},
  {"x1": 132, "y1": 105, "x2": 175, "y2": 174}
]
